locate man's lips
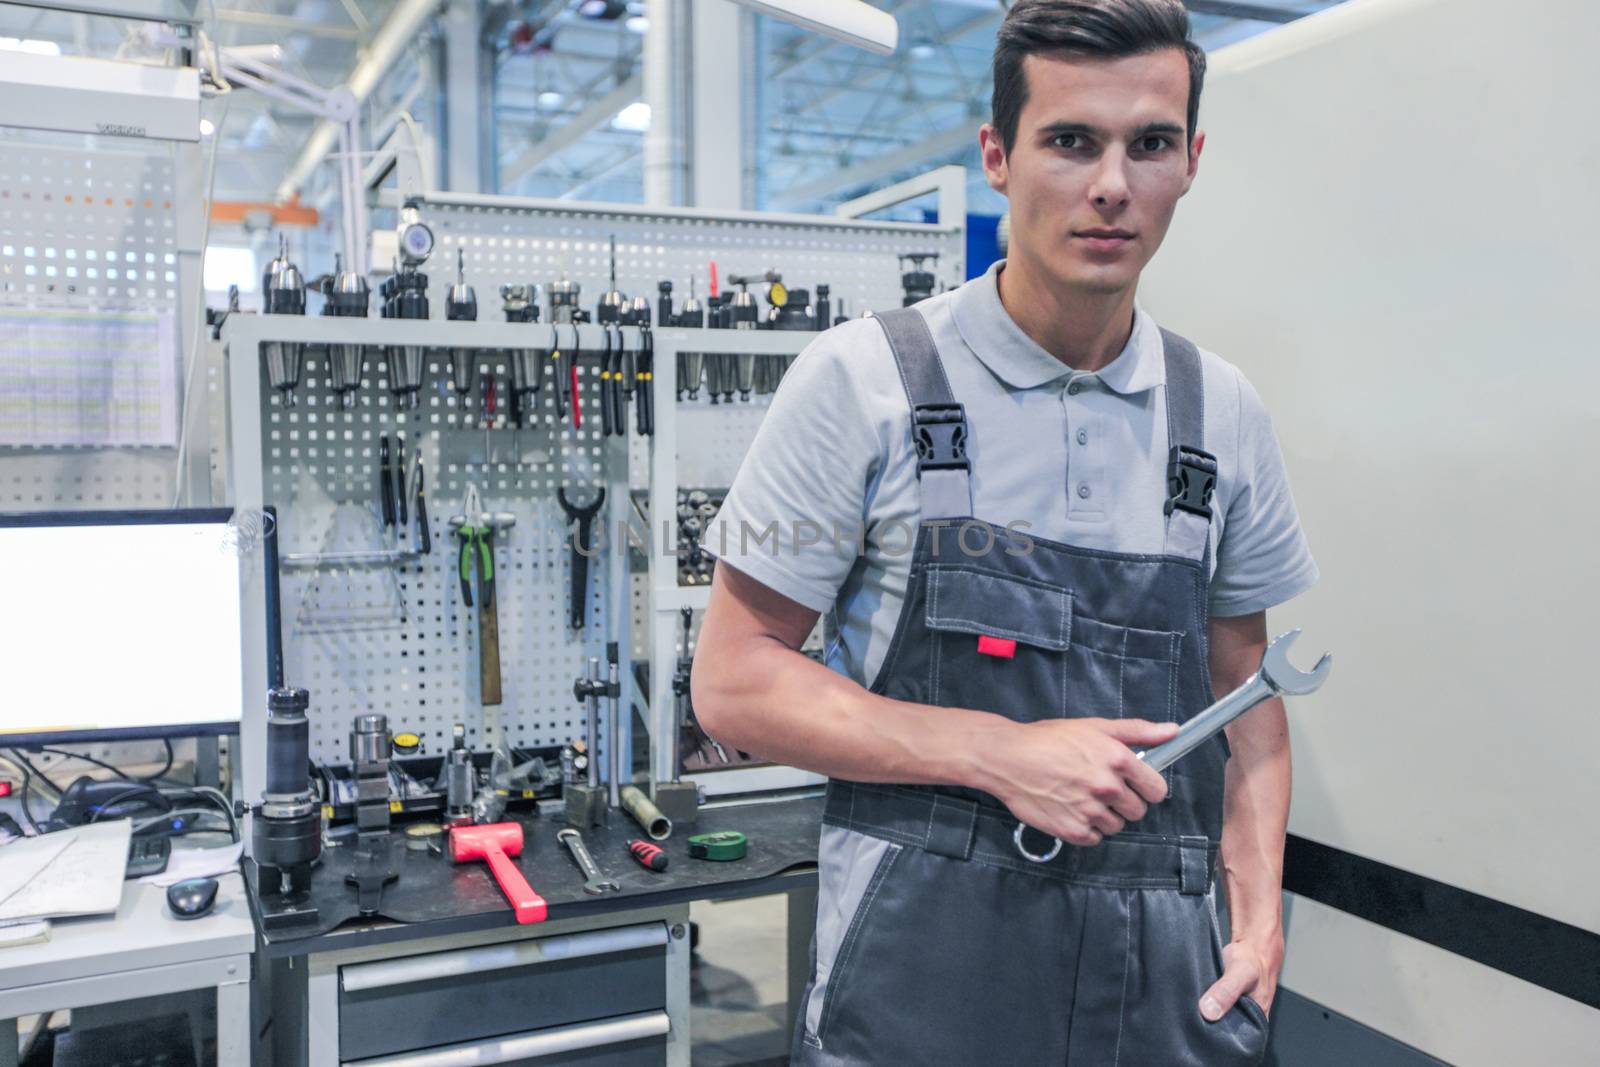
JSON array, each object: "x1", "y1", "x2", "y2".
[{"x1": 1074, "y1": 230, "x2": 1135, "y2": 252}]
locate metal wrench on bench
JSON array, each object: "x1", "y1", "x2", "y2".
[{"x1": 1013, "y1": 628, "x2": 1333, "y2": 863}]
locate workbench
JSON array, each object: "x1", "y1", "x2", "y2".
[
  {"x1": 252, "y1": 792, "x2": 823, "y2": 1066},
  {"x1": 0, "y1": 872, "x2": 256, "y2": 1067}
]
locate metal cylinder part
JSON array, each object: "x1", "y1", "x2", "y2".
[
  {"x1": 445, "y1": 748, "x2": 474, "y2": 826},
  {"x1": 264, "y1": 687, "x2": 311, "y2": 800},
  {"x1": 585, "y1": 658, "x2": 600, "y2": 790},
  {"x1": 350, "y1": 713, "x2": 390, "y2": 765},
  {"x1": 607, "y1": 647, "x2": 622, "y2": 810},
  {"x1": 619, "y1": 785, "x2": 672, "y2": 841}
]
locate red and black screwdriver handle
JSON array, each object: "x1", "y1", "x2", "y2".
[{"x1": 628, "y1": 840, "x2": 668, "y2": 872}]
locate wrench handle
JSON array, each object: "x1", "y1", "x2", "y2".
[
  {"x1": 1136, "y1": 673, "x2": 1276, "y2": 772},
  {"x1": 485, "y1": 843, "x2": 547, "y2": 924}
]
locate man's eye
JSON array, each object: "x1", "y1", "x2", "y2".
[
  {"x1": 1140, "y1": 136, "x2": 1172, "y2": 152},
  {"x1": 1052, "y1": 134, "x2": 1080, "y2": 150}
]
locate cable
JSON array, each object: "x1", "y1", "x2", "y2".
[
  {"x1": 184, "y1": 784, "x2": 239, "y2": 842},
  {"x1": 148, "y1": 739, "x2": 175, "y2": 783},
  {"x1": 9, "y1": 750, "x2": 62, "y2": 801},
  {"x1": 131, "y1": 808, "x2": 229, "y2": 837},
  {"x1": 37, "y1": 747, "x2": 133, "y2": 781},
  {"x1": 86, "y1": 784, "x2": 166, "y2": 824},
  {"x1": 0, "y1": 752, "x2": 40, "y2": 834}
]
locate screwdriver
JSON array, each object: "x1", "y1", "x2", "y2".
[
  {"x1": 480, "y1": 371, "x2": 497, "y2": 464},
  {"x1": 628, "y1": 840, "x2": 668, "y2": 872}
]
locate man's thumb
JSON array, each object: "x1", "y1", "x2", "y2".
[{"x1": 1091, "y1": 717, "x2": 1183, "y2": 746}]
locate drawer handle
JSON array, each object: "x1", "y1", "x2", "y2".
[
  {"x1": 342, "y1": 1010, "x2": 670, "y2": 1065},
  {"x1": 340, "y1": 922, "x2": 669, "y2": 992}
]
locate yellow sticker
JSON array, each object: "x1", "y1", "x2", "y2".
[
  {"x1": 322, "y1": 805, "x2": 334, "y2": 821},
  {"x1": 389, "y1": 799, "x2": 403, "y2": 813}
]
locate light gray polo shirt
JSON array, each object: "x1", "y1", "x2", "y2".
[{"x1": 702, "y1": 259, "x2": 1319, "y2": 688}]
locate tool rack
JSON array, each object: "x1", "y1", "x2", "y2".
[{"x1": 222, "y1": 178, "x2": 966, "y2": 807}]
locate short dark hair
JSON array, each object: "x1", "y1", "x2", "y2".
[{"x1": 991, "y1": 0, "x2": 1207, "y2": 153}]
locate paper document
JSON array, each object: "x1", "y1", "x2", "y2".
[
  {"x1": 0, "y1": 820, "x2": 133, "y2": 922},
  {"x1": 142, "y1": 840, "x2": 243, "y2": 887},
  {"x1": 0, "y1": 308, "x2": 179, "y2": 447}
]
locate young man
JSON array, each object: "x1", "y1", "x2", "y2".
[{"x1": 693, "y1": 1, "x2": 1317, "y2": 1061}]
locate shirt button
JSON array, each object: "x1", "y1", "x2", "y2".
[
  {"x1": 1076, "y1": 429, "x2": 1088, "y2": 445},
  {"x1": 1077, "y1": 484, "x2": 1091, "y2": 499},
  {"x1": 1068, "y1": 383, "x2": 1082, "y2": 396}
]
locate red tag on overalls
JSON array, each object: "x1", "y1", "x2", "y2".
[{"x1": 977, "y1": 635, "x2": 1016, "y2": 659}]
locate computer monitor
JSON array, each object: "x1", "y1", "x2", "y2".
[{"x1": 0, "y1": 508, "x2": 250, "y2": 746}]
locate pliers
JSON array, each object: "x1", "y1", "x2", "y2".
[{"x1": 453, "y1": 484, "x2": 493, "y2": 607}]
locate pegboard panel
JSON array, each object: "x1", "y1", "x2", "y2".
[
  {"x1": 264, "y1": 347, "x2": 617, "y2": 761},
  {"x1": 414, "y1": 199, "x2": 965, "y2": 333},
  {"x1": 0, "y1": 139, "x2": 186, "y2": 509},
  {"x1": 0, "y1": 140, "x2": 181, "y2": 312}
]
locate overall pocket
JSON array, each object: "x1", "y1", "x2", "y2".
[
  {"x1": 923, "y1": 565, "x2": 1073, "y2": 719},
  {"x1": 1066, "y1": 612, "x2": 1182, "y2": 726}
]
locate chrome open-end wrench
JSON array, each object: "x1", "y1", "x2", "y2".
[
  {"x1": 1014, "y1": 628, "x2": 1332, "y2": 863},
  {"x1": 556, "y1": 828, "x2": 620, "y2": 895}
]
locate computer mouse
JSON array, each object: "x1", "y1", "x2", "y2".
[{"x1": 166, "y1": 877, "x2": 219, "y2": 920}]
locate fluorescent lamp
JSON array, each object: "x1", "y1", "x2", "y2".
[
  {"x1": 0, "y1": 37, "x2": 62, "y2": 56},
  {"x1": 728, "y1": 0, "x2": 898, "y2": 56},
  {"x1": 612, "y1": 101, "x2": 651, "y2": 132}
]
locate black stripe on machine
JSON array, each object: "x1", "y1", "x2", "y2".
[{"x1": 1283, "y1": 834, "x2": 1600, "y2": 1009}]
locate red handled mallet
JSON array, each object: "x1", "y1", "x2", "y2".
[{"x1": 449, "y1": 822, "x2": 548, "y2": 924}]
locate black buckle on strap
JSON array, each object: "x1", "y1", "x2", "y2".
[
  {"x1": 912, "y1": 402, "x2": 970, "y2": 473},
  {"x1": 1165, "y1": 445, "x2": 1218, "y2": 519}
]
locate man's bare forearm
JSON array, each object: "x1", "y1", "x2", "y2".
[
  {"x1": 691, "y1": 624, "x2": 1010, "y2": 792},
  {"x1": 1219, "y1": 694, "x2": 1292, "y2": 945},
  {"x1": 690, "y1": 568, "x2": 1020, "y2": 793}
]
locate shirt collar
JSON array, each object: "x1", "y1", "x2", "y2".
[{"x1": 949, "y1": 259, "x2": 1166, "y2": 394}]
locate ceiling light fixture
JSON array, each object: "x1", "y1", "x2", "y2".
[{"x1": 578, "y1": 0, "x2": 628, "y2": 19}]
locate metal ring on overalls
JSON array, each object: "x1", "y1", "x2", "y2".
[{"x1": 1012, "y1": 822, "x2": 1063, "y2": 864}]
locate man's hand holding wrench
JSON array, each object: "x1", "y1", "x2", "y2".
[{"x1": 1005, "y1": 629, "x2": 1331, "y2": 863}]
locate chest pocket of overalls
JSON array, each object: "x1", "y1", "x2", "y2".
[
  {"x1": 1067, "y1": 613, "x2": 1184, "y2": 727},
  {"x1": 923, "y1": 566, "x2": 1073, "y2": 719}
]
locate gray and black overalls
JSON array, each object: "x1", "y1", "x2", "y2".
[{"x1": 791, "y1": 309, "x2": 1271, "y2": 1065}]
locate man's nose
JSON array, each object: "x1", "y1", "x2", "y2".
[{"x1": 1089, "y1": 149, "x2": 1132, "y2": 208}]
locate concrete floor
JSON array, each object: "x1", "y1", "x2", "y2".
[{"x1": 690, "y1": 894, "x2": 795, "y2": 1067}]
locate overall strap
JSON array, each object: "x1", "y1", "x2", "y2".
[
  {"x1": 1159, "y1": 327, "x2": 1216, "y2": 566},
  {"x1": 875, "y1": 308, "x2": 974, "y2": 520}
]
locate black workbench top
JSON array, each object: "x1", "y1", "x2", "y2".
[{"x1": 249, "y1": 792, "x2": 823, "y2": 957}]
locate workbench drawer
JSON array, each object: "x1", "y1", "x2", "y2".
[
  {"x1": 341, "y1": 1010, "x2": 670, "y2": 1066},
  {"x1": 337, "y1": 923, "x2": 670, "y2": 1061}
]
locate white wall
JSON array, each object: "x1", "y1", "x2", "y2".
[{"x1": 1139, "y1": 0, "x2": 1600, "y2": 1061}]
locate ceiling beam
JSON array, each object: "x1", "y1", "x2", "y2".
[
  {"x1": 768, "y1": 122, "x2": 975, "y2": 210},
  {"x1": 214, "y1": 8, "x2": 362, "y2": 40},
  {"x1": 273, "y1": 0, "x2": 444, "y2": 202},
  {"x1": 498, "y1": 71, "x2": 644, "y2": 190}
]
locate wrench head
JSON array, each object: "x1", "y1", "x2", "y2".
[{"x1": 1259, "y1": 628, "x2": 1332, "y2": 696}]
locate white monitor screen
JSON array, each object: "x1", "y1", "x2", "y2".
[{"x1": 0, "y1": 512, "x2": 245, "y2": 743}]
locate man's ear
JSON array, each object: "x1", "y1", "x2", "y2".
[
  {"x1": 979, "y1": 124, "x2": 1009, "y2": 195},
  {"x1": 1180, "y1": 128, "x2": 1205, "y2": 196}
]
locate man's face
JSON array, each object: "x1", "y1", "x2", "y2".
[{"x1": 981, "y1": 49, "x2": 1203, "y2": 297}]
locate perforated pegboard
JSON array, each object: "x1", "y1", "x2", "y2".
[
  {"x1": 409, "y1": 197, "x2": 965, "y2": 338},
  {"x1": 264, "y1": 346, "x2": 619, "y2": 762},
  {"x1": 0, "y1": 139, "x2": 182, "y2": 313},
  {"x1": 0, "y1": 139, "x2": 187, "y2": 508}
]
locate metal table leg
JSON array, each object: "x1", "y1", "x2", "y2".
[{"x1": 786, "y1": 883, "x2": 818, "y2": 1045}]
